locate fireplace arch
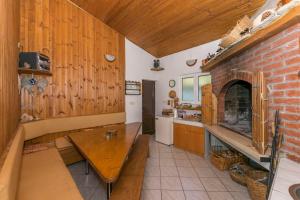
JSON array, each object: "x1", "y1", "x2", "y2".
[{"x1": 217, "y1": 71, "x2": 253, "y2": 138}]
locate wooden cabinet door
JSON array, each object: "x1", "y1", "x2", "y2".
[
  {"x1": 201, "y1": 84, "x2": 213, "y2": 125},
  {"x1": 187, "y1": 126, "x2": 205, "y2": 156},
  {"x1": 252, "y1": 71, "x2": 268, "y2": 154},
  {"x1": 173, "y1": 123, "x2": 187, "y2": 149}
]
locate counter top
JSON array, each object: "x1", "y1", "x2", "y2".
[
  {"x1": 205, "y1": 125, "x2": 270, "y2": 169},
  {"x1": 173, "y1": 118, "x2": 203, "y2": 127}
]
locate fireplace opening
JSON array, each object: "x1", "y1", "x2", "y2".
[{"x1": 220, "y1": 80, "x2": 252, "y2": 138}]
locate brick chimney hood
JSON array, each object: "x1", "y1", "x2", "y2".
[{"x1": 204, "y1": 6, "x2": 300, "y2": 163}]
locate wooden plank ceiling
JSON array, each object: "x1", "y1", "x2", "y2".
[{"x1": 70, "y1": 0, "x2": 265, "y2": 57}]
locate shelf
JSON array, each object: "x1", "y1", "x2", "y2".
[
  {"x1": 18, "y1": 68, "x2": 52, "y2": 76},
  {"x1": 201, "y1": 5, "x2": 300, "y2": 72},
  {"x1": 205, "y1": 125, "x2": 270, "y2": 169}
]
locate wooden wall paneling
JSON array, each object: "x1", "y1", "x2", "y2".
[
  {"x1": 70, "y1": 0, "x2": 265, "y2": 57},
  {"x1": 0, "y1": 0, "x2": 21, "y2": 156},
  {"x1": 20, "y1": 0, "x2": 125, "y2": 119}
]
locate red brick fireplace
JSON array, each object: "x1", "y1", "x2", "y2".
[{"x1": 210, "y1": 23, "x2": 300, "y2": 162}]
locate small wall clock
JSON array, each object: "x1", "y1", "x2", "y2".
[{"x1": 169, "y1": 80, "x2": 176, "y2": 88}]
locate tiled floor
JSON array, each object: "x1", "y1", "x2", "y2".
[{"x1": 68, "y1": 136, "x2": 251, "y2": 200}]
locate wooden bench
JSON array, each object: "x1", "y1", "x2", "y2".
[
  {"x1": 110, "y1": 134, "x2": 150, "y2": 200},
  {"x1": 0, "y1": 113, "x2": 126, "y2": 200}
]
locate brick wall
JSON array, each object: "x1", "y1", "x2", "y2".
[{"x1": 210, "y1": 23, "x2": 300, "y2": 162}]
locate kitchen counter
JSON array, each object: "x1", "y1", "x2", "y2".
[{"x1": 173, "y1": 118, "x2": 203, "y2": 127}]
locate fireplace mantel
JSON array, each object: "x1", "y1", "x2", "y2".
[
  {"x1": 205, "y1": 125, "x2": 271, "y2": 169},
  {"x1": 201, "y1": 5, "x2": 300, "y2": 72}
]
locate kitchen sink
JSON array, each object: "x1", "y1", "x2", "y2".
[{"x1": 289, "y1": 184, "x2": 300, "y2": 200}]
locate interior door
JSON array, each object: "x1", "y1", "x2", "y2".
[{"x1": 142, "y1": 80, "x2": 155, "y2": 134}]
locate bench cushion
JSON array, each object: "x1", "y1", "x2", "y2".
[
  {"x1": 0, "y1": 127, "x2": 24, "y2": 200},
  {"x1": 17, "y1": 148, "x2": 83, "y2": 200},
  {"x1": 22, "y1": 112, "x2": 126, "y2": 140}
]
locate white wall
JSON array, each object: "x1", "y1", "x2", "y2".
[
  {"x1": 125, "y1": 39, "x2": 157, "y2": 123},
  {"x1": 155, "y1": 40, "x2": 220, "y2": 114}
]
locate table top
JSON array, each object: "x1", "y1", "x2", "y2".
[{"x1": 69, "y1": 122, "x2": 141, "y2": 183}]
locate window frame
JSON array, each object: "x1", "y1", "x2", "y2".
[{"x1": 179, "y1": 72, "x2": 210, "y2": 104}]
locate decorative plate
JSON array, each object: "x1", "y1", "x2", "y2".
[
  {"x1": 186, "y1": 59, "x2": 197, "y2": 67},
  {"x1": 104, "y1": 54, "x2": 116, "y2": 62}
]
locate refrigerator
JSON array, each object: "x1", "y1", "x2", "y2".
[{"x1": 155, "y1": 116, "x2": 173, "y2": 145}]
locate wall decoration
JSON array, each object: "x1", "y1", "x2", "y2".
[
  {"x1": 104, "y1": 54, "x2": 116, "y2": 62},
  {"x1": 186, "y1": 59, "x2": 197, "y2": 67},
  {"x1": 21, "y1": 75, "x2": 49, "y2": 95},
  {"x1": 150, "y1": 59, "x2": 164, "y2": 71},
  {"x1": 169, "y1": 90, "x2": 177, "y2": 99},
  {"x1": 20, "y1": 0, "x2": 125, "y2": 119},
  {"x1": 125, "y1": 81, "x2": 141, "y2": 95},
  {"x1": 169, "y1": 80, "x2": 176, "y2": 88}
]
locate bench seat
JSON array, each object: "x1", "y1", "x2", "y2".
[
  {"x1": 17, "y1": 148, "x2": 82, "y2": 200},
  {"x1": 110, "y1": 134, "x2": 150, "y2": 200}
]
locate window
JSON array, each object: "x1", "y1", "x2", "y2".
[
  {"x1": 180, "y1": 73, "x2": 211, "y2": 104},
  {"x1": 182, "y1": 77, "x2": 194, "y2": 101}
]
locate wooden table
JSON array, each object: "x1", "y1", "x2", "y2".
[{"x1": 69, "y1": 122, "x2": 141, "y2": 199}]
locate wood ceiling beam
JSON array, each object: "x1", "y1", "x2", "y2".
[{"x1": 70, "y1": 0, "x2": 265, "y2": 57}]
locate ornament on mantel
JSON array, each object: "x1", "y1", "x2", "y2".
[{"x1": 150, "y1": 59, "x2": 164, "y2": 71}]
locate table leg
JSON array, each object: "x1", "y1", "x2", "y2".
[
  {"x1": 106, "y1": 183, "x2": 112, "y2": 199},
  {"x1": 85, "y1": 160, "x2": 89, "y2": 175}
]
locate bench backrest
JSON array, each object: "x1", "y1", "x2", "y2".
[
  {"x1": 22, "y1": 112, "x2": 126, "y2": 140},
  {"x1": 0, "y1": 127, "x2": 24, "y2": 200}
]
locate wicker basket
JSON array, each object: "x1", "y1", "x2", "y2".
[
  {"x1": 229, "y1": 162, "x2": 252, "y2": 186},
  {"x1": 219, "y1": 28, "x2": 241, "y2": 48},
  {"x1": 246, "y1": 170, "x2": 268, "y2": 200},
  {"x1": 236, "y1": 15, "x2": 252, "y2": 33},
  {"x1": 219, "y1": 15, "x2": 252, "y2": 48},
  {"x1": 210, "y1": 147, "x2": 245, "y2": 171}
]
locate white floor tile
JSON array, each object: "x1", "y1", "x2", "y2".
[
  {"x1": 177, "y1": 167, "x2": 197, "y2": 177},
  {"x1": 175, "y1": 159, "x2": 192, "y2": 167},
  {"x1": 194, "y1": 167, "x2": 217, "y2": 178},
  {"x1": 173, "y1": 152, "x2": 188, "y2": 160},
  {"x1": 180, "y1": 177, "x2": 205, "y2": 191},
  {"x1": 160, "y1": 152, "x2": 173, "y2": 159},
  {"x1": 143, "y1": 177, "x2": 161, "y2": 190},
  {"x1": 145, "y1": 166, "x2": 161, "y2": 177},
  {"x1": 160, "y1": 158, "x2": 176, "y2": 167},
  {"x1": 208, "y1": 192, "x2": 234, "y2": 200},
  {"x1": 161, "y1": 177, "x2": 182, "y2": 190},
  {"x1": 142, "y1": 190, "x2": 162, "y2": 200},
  {"x1": 200, "y1": 178, "x2": 227, "y2": 191},
  {"x1": 184, "y1": 191, "x2": 210, "y2": 200},
  {"x1": 161, "y1": 190, "x2": 185, "y2": 200},
  {"x1": 160, "y1": 166, "x2": 179, "y2": 177},
  {"x1": 230, "y1": 191, "x2": 251, "y2": 200}
]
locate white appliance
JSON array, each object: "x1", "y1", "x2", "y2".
[{"x1": 155, "y1": 116, "x2": 173, "y2": 145}]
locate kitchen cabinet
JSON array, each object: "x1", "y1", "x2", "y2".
[{"x1": 173, "y1": 123, "x2": 205, "y2": 156}]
